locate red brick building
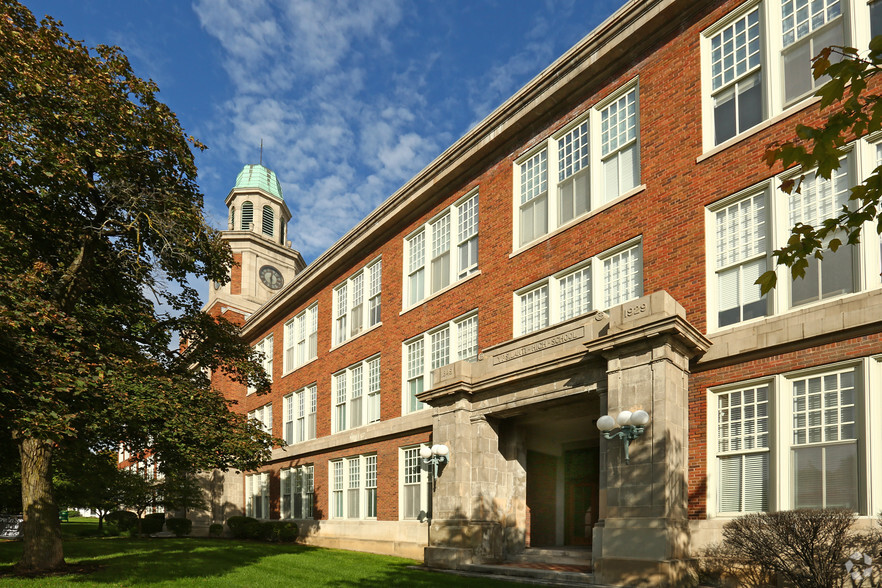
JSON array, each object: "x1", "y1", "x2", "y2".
[{"x1": 203, "y1": 1, "x2": 882, "y2": 585}]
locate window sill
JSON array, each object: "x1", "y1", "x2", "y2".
[
  {"x1": 700, "y1": 286, "x2": 882, "y2": 366},
  {"x1": 509, "y1": 185, "x2": 646, "y2": 259},
  {"x1": 696, "y1": 96, "x2": 820, "y2": 163},
  {"x1": 399, "y1": 270, "x2": 482, "y2": 316},
  {"x1": 330, "y1": 418, "x2": 382, "y2": 437},
  {"x1": 281, "y1": 355, "x2": 319, "y2": 378},
  {"x1": 329, "y1": 321, "x2": 383, "y2": 353}
]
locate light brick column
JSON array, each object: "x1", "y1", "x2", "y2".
[{"x1": 586, "y1": 291, "x2": 710, "y2": 587}]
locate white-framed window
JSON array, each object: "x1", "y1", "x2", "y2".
[
  {"x1": 706, "y1": 142, "x2": 882, "y2": 331},
  {"x1": 515, "y1": 239, "x2": 643, "y2": 337},
  {"x1": 333, "y1": 258, "x2": 382, "y2": 346},
  {"x1": 514, "y1": 81, "x2": 640, "y2": 248},
  {"x1": 332, "y1": 355, "x2": 381, "y2": 433},
  {"x1": 404, "y1": 191, "x2": 479, "y2": 308},
  {"x1": 403, "y1": 312, "x2": 478, "y2": 414},
  {"x1": 701, "y1": 0, "x2": 875, "y2": 150},
  {"x1": 248, "y1": 403, "x2": 273, "y2": 435},
  {"x1": 281, "y1": 465, "x2": 314, "y2": 519},
  {"x1": 716, "y1": 384, "x2": 770, "y2": 514},
  {"x1": 283, "y1": 384, "x2": 316, "y2": 445},
  {"x1": 283, "y1": 303, "x2": 318, "y2": 374},
  {"x1": 248, "y1": 334, "x2": 273, "y2": 395},
  {"x1": 707, "y1": 358, "x2": 882, "y2": 517},
  {"x1": 400, "y1": 445, "x2": 430, "y2": 520},
  {"x1": 329, "y1": 454, "x2": 377, "y2": 519},
  {"x1": 245, "y1": 472, "x2": 269, "y2": 519}
]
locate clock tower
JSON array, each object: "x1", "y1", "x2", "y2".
[{"x1": 205, "y1": 163, "x2": 305, "y2": 320}]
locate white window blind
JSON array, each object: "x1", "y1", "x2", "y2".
[
  {"x1": 716, "y1": 193, "x2": 768, "y2": 327},
  {"x1": 717, "y1": 385, "x2": 769, "y2": 513}
]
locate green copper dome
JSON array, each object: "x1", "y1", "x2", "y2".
[{"x1": 234, "y1": 164, "x2": 283, "y2": 200}]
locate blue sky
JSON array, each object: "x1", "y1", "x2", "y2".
[{"x1": 25, "y1": 0, "x2": 625, "y2": 267}]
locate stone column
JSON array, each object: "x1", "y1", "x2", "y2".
[
  {"x1": 586, "y1": 291, "x2": 710, "y2": 587},
  {"x1": 424, "y1": 399, "x2": 528, "y2": 568}
]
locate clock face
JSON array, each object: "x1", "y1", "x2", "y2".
[
  {"x1": 213, "y1": 280, "x2": 222, "y2": 291},
  {"x1": 259, "y1": 265, "x2": 284, "y2": 290}
]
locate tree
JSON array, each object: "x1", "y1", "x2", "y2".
[
  {"x1": 117, "y1": 470, "x2": 159, "y2": 537},
  {"x1": 159, "y1": 472, "x2": 208, "y2": 518},
  {"x1": 53, "y1": 449, "x2": 126, "y2": 533},
  {"x1": 760, "y1": 38, "x2": 882, "y2": 293},
  {"x1": 0, "y1": 1, "x2": 276, "y2": 572}
]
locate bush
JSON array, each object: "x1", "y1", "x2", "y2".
[
  {"x1": 65, "y1": 509, "x2": 81, "y2": 517},
  {"x1": 106, "y1": 510, "x2": 137, "y2": 532},
  {"x1": 208, "y1": 523, "x2": 223, "y2": 537},
  {"x1": 225, "y1": 517, "x2": 296, "y2": 542},
  {"x1": 142, "y1": 512, "x2": 165, "y2": 535},
  {"x1": 258, "y1": 521, "x2": 298, "y2": 542},
  {"x1": 166, "y1": 517, "x2": 192, "y2": 537},
  {"x1": 226, "y1": 515, "x2": 259, "y2": 540},
  {"x1": 705, "y1": 508, "x2": 880, "y2": 588}
]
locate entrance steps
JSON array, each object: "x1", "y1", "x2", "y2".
[
  {"x1": 509, "y1": 546, "x2": 593, "y2": 567},
  {"x1": 457, "y1": 547, "x2": 597, "y2": 586}
]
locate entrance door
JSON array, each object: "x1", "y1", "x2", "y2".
[{"x1": 564, "y1": 448, "x2": 598, "y2": 546}]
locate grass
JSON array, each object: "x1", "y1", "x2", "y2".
[{"x1": 0, "y1": 518, "x2": 515, "y2": 587}]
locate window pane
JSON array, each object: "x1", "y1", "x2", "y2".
[
  {"x1": 560, "y1": 265, "x2": 591, "y2": 321},
  {"x1": 719, "y1": 455, "x2": 743, "y2": 512},
  {"x1": 520, "y1": 285, "x2": 549, "y2": 335},
  {"x1": 794, "y1": 446, "x2": 824, "y2": 508},
  {"x1": 824, "y1": 443, "x2": 858, "y2": 509},
  {"x1": 602, "y1": 244, "x2": 642, "y2": 308}
]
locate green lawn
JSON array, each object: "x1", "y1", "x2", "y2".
[{"x1": 0, "y1": 518, "x2": 514, "y2": 587}]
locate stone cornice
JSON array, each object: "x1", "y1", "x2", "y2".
[{"x1": 585, "y1": 314, "x2": 711, "y2": 359}]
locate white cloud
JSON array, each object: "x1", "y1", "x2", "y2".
[{"x1": 192, "y1": 0, "x2": 447, "y2": 262}]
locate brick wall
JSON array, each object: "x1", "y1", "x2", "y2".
[{"x1": 211, "y1": 0, "x2": 881, "y2": 523}]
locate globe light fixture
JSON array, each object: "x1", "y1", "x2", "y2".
[
  {"x1": 420, "y1": 443, "x2": 450, "y2": 482},
  {"x1": 596, "y1": 409, "x2": 650, "y2": 464}
]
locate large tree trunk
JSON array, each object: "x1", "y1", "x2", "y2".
[{"x1": 16, "y1": 437, "x2": 64, "y2": 572}]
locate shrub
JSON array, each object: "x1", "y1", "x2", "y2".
[
  {"x1": 713, "y1": 508, "x2": 878, "y2": 588},
  {"x1": 208, "y1": 523, "x2": 223, "y2": 537},
  {"x1": 142, "y1": 512, "x2": 165, "y2": 535},
  {"x1": 272, "y1": 521, "x2": 297, "y2": 542},
  {"x1": 166, "y1": 517, "x2": 192, "y2": 537},
  {"x1": 66, "y1": 509, "x2": 81, "y2": 517},
  {"x1": 226, "y1": 515, "x2": 259, "y2": 540},
  {"x1": 106, "y1": 510, "x2": 137, "y2": 532},
  {"x1": 255, "y1": 521, "x2": 298, "y2": 542}
]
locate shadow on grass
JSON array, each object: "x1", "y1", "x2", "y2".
[
  {"x1": 0, "y1": 537, "x2": 319, "y2": 584},
  {"x1": 0, "y1": 537, "x2": 518, "y2": 586}
]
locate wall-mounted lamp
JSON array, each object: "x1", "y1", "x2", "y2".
[
  {"x1": 596, "y1": 410, "x2": 650, "y2": 464},
  {"x1": 420, "y1": 444, "x2": 450, "y2": 482}
]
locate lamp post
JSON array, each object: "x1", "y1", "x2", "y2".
[
  {"x1": 596, "y1": 410, "x2": 650, "y2": 464},
  {"x1": 420, "y1": 444, "x2": 450, "y2": 484}
]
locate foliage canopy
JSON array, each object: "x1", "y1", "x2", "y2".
[{"x1": 0, "y1": 0, "x2": 274, "y2": 571}]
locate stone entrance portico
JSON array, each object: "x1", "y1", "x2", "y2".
[{"x1": 419, "y1": 291, "x2": 710, "y2": 587}]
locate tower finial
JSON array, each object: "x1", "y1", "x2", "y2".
[{"x1": 259, "y1": 139, "x2": 263, "y2": 165}]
